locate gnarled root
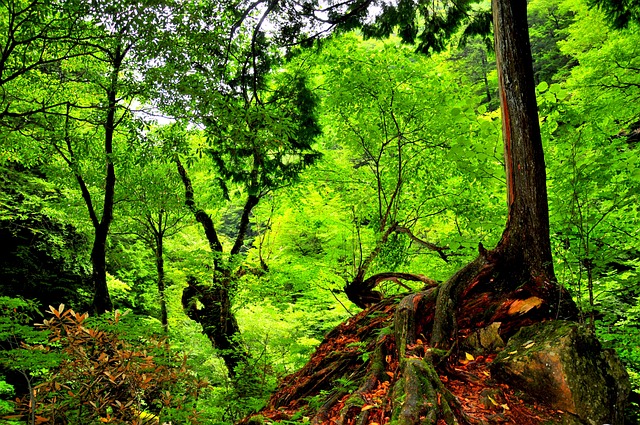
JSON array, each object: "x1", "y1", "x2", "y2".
[{"x1": 391, "y1": 357, "x2": 468, "y2": 425}]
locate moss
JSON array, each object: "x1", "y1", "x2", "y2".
[
  {"x1": 491, "y1": 320, "x2": 630, "y2": 425},
  {"x1": 246, "y1": 414, "x2": 265, "y2": 425},
  {"x1": 343, "y1": 393, "x2": 365, "y2": 408},
  {"x1": 390, "y1": 358, "x2": 459, "y2": 425}
]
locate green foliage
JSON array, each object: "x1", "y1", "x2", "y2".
[
  {"x1": 0, "y1": 377, "x2": 15, "y2": 417},
  {"x1": 588, "y1": 0, "x2": 640, "y2": 28},
  {"x1": 194, "y1": 69, "x2": 322, "y2": 201},
  {"x1": 0, "y1": 165, "x2": 92, "y2": 308},
  {"x1": 2, "y1": 0, "x2": 640, "y2": 420},
  {"x1": 0, "y1": 297, "x2": 61, "y2": 423},
  {"x1": 528, "y1": 0, "x2": 577, "y2": 83},
  {"x1": 531, "y1": 0, "x2": 640, "y2": 400}
]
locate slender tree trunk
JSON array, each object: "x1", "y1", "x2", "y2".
[
  {"x1": 481, "y1": 52, "x2": 491, "y2": 104},
  {"x1": 91, "y1": 51, "x2": 121, "y2": 314},
  {"x1": 155, "y1": 213, "x2": 168, "y2": 333},
  {"x1": 91, "y1": 231, "x2": 112, "y2": 313},
  {"x1": 230, "y1": 194, "x2": 259, "y2": 256}
]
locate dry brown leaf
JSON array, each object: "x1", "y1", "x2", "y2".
[{"x1": 507, "y1": 297, "x2": 544, "y2": 315}]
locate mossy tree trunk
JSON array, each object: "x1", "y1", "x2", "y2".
[{"x1": 176, "y1": 157, "x2": 254, "y2": 378}]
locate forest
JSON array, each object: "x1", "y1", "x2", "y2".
[{"x1": 0, "y1": 0, "x2": 639, "y2": 423}]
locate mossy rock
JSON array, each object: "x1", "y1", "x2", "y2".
[{"x1": 490, "y1": 320, "x2": 630, "y2": 425}]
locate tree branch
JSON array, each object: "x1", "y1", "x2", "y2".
[
  {"x1": 175, "y1": 156, "x2": 224, "y2": 257},
  {"x1": 394, "y1": 226, "x2": 450, "y2": 263}
]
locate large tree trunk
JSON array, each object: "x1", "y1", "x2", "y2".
[
  {"x1": 429, "y1": 0, "x2": 578, "y2": 349},
  {"x1": 491, "y1": 0, "x2": 554, "y2": 278}
]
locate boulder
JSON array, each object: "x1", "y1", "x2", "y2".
[{"x1": 490, "y1": 320, "x2": 630, "y2": 425}]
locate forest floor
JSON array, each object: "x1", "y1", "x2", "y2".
[{"x1": 244, "y1": 298, "x2": 568, "y2": 424}]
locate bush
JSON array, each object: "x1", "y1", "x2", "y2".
[{"x1": 10, "y1": 305, "x2": 207, "y2": 425}]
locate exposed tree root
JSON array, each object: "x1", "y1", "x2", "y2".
[
  {"x1": 392, "y1": 357, "x2": 468, "y2": 425},
  {"x1": 242, "y1": 252, "x2": 581, "y2": 425}
]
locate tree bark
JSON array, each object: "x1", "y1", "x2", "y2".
[
  {"x1": 182, "y1": 275, "x2": 246, "y2": 376},
  {"x1": 154, "y1": 212, "x2": 168, "y2": 333},
  {"x1": 345, "y1": 222, "x2": 398, "y2": 308},
  {"x1": 491, "y1": 0, "x2": 554, "y2": 280},
  {"x1": 90, "y1": 234, "x2": 112, "y2": 314},
  {"x1": 91, "y1": 48, "x2": 122, "y2": 314},
  {"x1": 175, "y1": 156, "x2": 249, "y2": 378},
  {"x1": 230, "y1": 194, "x2": 260, "y2": 256}
]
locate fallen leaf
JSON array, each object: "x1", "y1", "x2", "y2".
[
  {"x1": 507, "y1": 297, "x2": 544, "y2": 315},
  {"x1": 465, "y1": 352, "x2": 475, "y2": 361},
  {"x1": 501, "y1": 404, "x2": 510, "y2": 410},
  {"x1": 361, "y1": 405, "x2": 375, "y2": 411}
]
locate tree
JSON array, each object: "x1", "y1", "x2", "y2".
[
  {"x1": 40, "y1": 0, "x2": 180, "y2": 313},
  {"x1": 142, "y1": 1, "x2": 323, "y2": 377},
  {"x1": 428, "y1": 0, "x2": 576, "y2": 347},
  {"x1": 114, "y1": 135, "x2": 190, "y2": 332},
  {"x1": 276, "y1": 0, "x2": 578, "y2": 341},
  {"x1": 0, "y1": 0, "x2": 84, "y2": 126},
  {"x1": 171, "y1": 68, "x2": 321, "y2": 377},
  {"x1": 238, "y1": 0, "x2": 631, "y2": 422}
]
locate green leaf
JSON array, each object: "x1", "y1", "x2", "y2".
[
  {"x1": 548, "y1": 83, "x2": 562, "y2": 94},
  {"x1": 537, "y1": 81, "x2": 549, "y2": 93}
]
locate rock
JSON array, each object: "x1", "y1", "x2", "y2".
[
  {"x1": 489, "y1": 320, "x2": 630, "y2": 425},
  {"x1": 461, "y1": 322, "x2": 505, "y2": 354}
]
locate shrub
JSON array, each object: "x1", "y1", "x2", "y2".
[{"x1": 11, "y1": 305, "x2": 207, "y2": 425}]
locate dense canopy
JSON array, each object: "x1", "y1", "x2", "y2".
[{"x1": 0, "y1": 0, "x2": 639, "y2": 423}]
